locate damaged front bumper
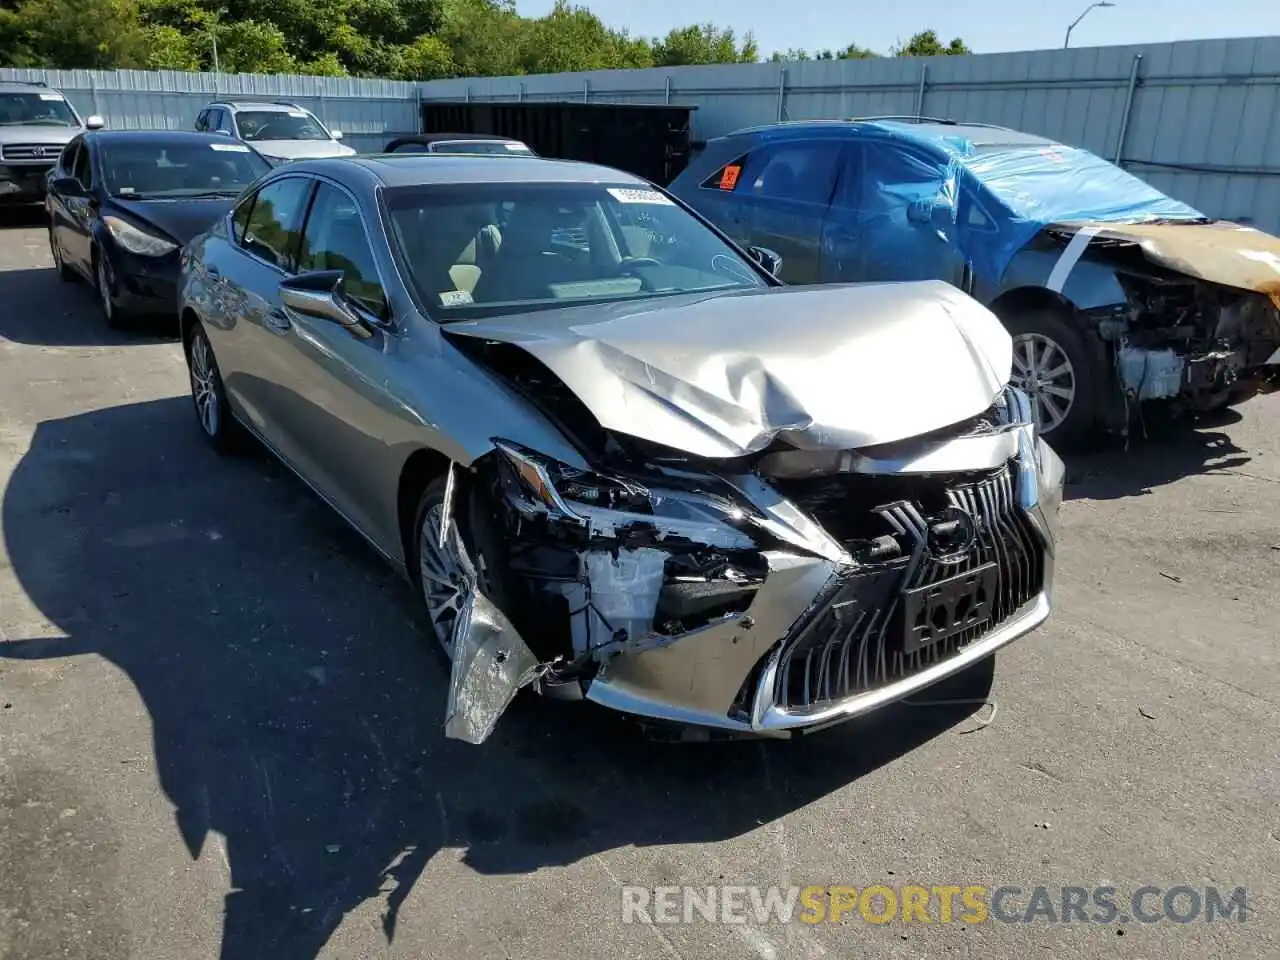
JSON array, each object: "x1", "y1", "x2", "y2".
[{"x1": 443, "y1": 400, "x2": 1064, "y2": 744}]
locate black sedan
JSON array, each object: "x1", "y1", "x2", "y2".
[{"x1": 46, "y1": 130, "x2": 272, "y2": 328}]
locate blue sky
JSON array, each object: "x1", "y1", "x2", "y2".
[{"x1": 515, "y1": 0, "x2": 1280, "y2": 58}]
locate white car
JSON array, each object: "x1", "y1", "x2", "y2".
[{"x1": 194, "y1": 100, "x2": 355, "y2": 164}]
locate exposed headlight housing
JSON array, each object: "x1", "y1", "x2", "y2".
[
  {"x1": 103, "y1": 216, "x2": 177, "y2": 257},
  {"x1": 492, "y1": 441, "x2": 756, "y2": 549}
]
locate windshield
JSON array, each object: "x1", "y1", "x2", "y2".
[
  {"x1": 961, "y1": 143, "x2": 1207, "y2": 225},
  {"x1": 386, "y1": 182, "x2": 767, "y2": 317},
  {"x1": 431, "y1": 140, "x2": 533, "y2": 156},
  {"x1": 0, "y1": 92, "x2": 78, "y2": 127},
  {"x1": 235, "y1": 110, "x2": 330, "y2": 142},
  {"x1": 101, "y1": 141, "x2": 271, "y2": 199}
]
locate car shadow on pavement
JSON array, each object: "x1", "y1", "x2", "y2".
[
  {"x1": 0, "y1": 397, "x2": 983, "y2": 960},
  {"x1": 0, "y1": 206, "x2": 47, "y2": 230},
  {"x1": 1062, "y1": 407, "x2": 1253, "y2": 501},
  {"x1": 0, "y1": 266, "x2": 175, "y2": 346}
]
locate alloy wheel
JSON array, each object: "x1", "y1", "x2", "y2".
[
  {"x1": 188, "y1": 331, "x2": 222, "y2": 437},
  {"x1": 1010, "y1": 332, "x2": 1076, "y2": 434},
  {"x1": 418, "y1": 501, "x2": 480, "y2": 657},
  {"x1": 96, "y1": 257, "x2": 115, "y2": 324}
]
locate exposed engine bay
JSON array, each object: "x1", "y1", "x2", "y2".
[
  {"x1": 439, "y1": 333, "x2": 1063, "y2": 744},
  {"x1": 1048, "y1": 222, "x2": 1280, "y2": 415}
]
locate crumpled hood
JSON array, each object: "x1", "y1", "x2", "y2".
[
  {"x1": 252, "y1": 139, "x2": 355, "y2": 161},
  {"x1": 444, "y1": 280, "x2": 1012, "y2": 459},
  {"x1": 1055, "y1": 219, "x2": 1280, "y2": 299},
  {"x1": 111, "y1": 197, "x2": 236, "y2": 245}
]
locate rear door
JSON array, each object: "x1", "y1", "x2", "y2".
[
  {"x1": 699, "y1": 140, "x2": 844, "y2": 285},
  {"x1": 207, "y1": 174, "x2": 315, "y2": 447},
  {"x1": 62, "y1": 138, "x2": 96, "y2": 271},
  {"x1": 48, "y1": 138, "x2": 83, "y2": 271}
]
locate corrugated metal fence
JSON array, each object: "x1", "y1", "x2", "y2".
[
  {"x1": 6, "y1": 36, "x2": 1280, "y2": 231},
  {"x1": 419, "y1": 36, "x2": 1280, "y2": 232},
  {"x1": 0, "y1": 68, "x2": 419, "y2": 154}
]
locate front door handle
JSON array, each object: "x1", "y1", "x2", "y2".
[{"x1": 265, "y1": 308, "x2": 291, "y2": 333}]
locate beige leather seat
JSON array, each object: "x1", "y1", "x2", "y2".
[{"x1": 448, "y1": 224, "x2": 502, "y2": 294}]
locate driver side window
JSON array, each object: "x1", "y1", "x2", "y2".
[
  {"x1": 298, "y1": 182, "x2": 387, "y2": 316},
  {"x1": 71, "y1": 143, "x2": 92, "y2": 188}
]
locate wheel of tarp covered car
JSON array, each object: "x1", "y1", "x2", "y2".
[
  {"x1": 1003, "y1": 307, "x2": 1100, "y2": 447},
  {"x1": 412, "y1": 474, "x2": 511, "y2": 661}
]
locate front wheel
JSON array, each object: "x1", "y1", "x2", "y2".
[
  {"x1": 95, "y1": 252, "x2": 127, "y2": 329},
  {"x1": 1005, "y1": 308, "x2": 1100, "y2": 447}
]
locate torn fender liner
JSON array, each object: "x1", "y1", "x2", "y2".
[
  {"x1": 1061, "y1": 219, "x2": 1280, "y2": 300},
  {"x1": 444, "y1": 281, "x2": 1011, "y2": 459},
  {"x1": 444, "y1": 588, "x2": 544, "y2": 744}
]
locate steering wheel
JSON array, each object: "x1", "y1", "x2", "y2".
[{"x1": 617, "y1": 257, "x2": 662, "y2": 275}]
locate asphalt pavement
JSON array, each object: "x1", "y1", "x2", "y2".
[{"x1": 0, "y1": 206, "x2": 1276, "y2": 960}]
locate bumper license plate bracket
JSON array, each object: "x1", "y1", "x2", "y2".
[{"x1": 900, "y1": 561, "x2": 997, "y2": 656}]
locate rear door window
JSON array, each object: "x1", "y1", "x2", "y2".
[
  {"x1": 240, "y1": 177, "x2": 313, "y2": 270},
  {"x1": 702, "y1": 142, "x2": 843, "y2": 206}
]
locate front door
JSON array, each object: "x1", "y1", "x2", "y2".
[{"x1": 264, "y1": 179, "x2": 399, "y2": 545}]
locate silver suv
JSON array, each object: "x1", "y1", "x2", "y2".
[
  {"x1": 194, "y1": 99, "x2": 355, "y2": 164},
  {"x1": 0, "y1": 81, "x2": 104, "y2": 205}
]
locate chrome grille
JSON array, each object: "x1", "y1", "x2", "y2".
[
  {"x1": 774, "y1": 463, "x2": 1044, "y2": 711},
  {"x1": 1, "y1": 144, "x2": 59, "y2": 162}
]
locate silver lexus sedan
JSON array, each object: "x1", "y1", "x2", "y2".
[{"x1": 177, "y1": 154, "x2": 1065, "y2": 745}]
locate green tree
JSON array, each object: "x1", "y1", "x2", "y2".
[
  {"x1": 892, "y1": 29, "x2": 970, "y2": 57},
  {"x1": 5, "y1": 0, "x2": 149, "y2": 68},
  {"x1": 653, "y1": 23, "x2": 757, "y2": 66},
  {"x1": 436, "y1": 0, "x2": 525, "y2": 76},
  {"x1": 396, "y1": 33, "x2": 452, "y2": 79},
  {"x1": 213, "y1": 19, "x2": 298, "y2": 74}
]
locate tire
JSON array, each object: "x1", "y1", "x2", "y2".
[
  {"x1": 410, "y1": 475, "x2": 513, "y2": 662},
  {"x1": 95, "y1": 251, "x2": 127, "y2": 329},
  {"x1": 184, "y1": 321, "x2": 242, "y2": 454},
  {"x1": 1003, "y1": 307, "x2": 1100, "y2": 448},
  {"x1": 49, "y1": 226, "x2": 73, "y2": 282}
]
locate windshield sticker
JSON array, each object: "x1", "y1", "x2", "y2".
[
  {"x1": 607, "y1": 187, "x2": 674, "y2": 206},
  {"x1": 39, "y1": 93, "x2": 65, "y2": 101},
  {"x1": 718, "y1": 163, "x2": 742, "y2": 190},
  {"x1": 210, "y1": 143, "x2": 250, "y2": 152},
  {"x1": 287, "y1": 110, "x2": 309, "y2": 118},
  {"x1": 439, "y1": 290, "x2": 474, "y2": 306}
]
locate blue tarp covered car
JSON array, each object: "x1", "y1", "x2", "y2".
[{"x1": 669, "y1": 119, "x2": 1280, "y2": 443}]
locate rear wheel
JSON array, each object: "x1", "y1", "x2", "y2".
[
  {"x1": 1004, "y1": 308, "x2": 1100, "y2": 447},
  {"x1": 184, "y1": 321, "x2": 242, "y2": 453}
]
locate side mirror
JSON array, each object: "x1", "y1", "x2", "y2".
[
  {"x1": 330, "y1": 130, "x2": 344, "y2": 141},
  {"x1": 84, "y1": 115, "x2": 105, "y2": 130},
  {"x1": 907, "y1": 198, "x2": 936, "y2": 224},
  {"x1": 279, "y1": 271, "x2": 372, "y2": 338},
  {"x1": 747, "y1": 245, "x2": 783, "y2": 278},
  {"x1": 50, "y1": 176, "x2": 88, "y2": 198}
]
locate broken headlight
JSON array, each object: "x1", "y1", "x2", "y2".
[{"x1": 493, "y1": 440, "x2": 757, "y2": 549}]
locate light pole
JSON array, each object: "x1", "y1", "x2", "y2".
[{"x1": 1064, "y1": 2, "x2": 1115, "y2": 48}]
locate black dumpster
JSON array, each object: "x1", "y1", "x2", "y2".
[{"x1": 419, "y1": 100, "x2": 696, "y2": 186}]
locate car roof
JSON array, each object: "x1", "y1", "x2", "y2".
[
  {"x1": 401, "y1": 133, "x2": 526, "y2": 144},
  {"x1": 212, "y1": 101, "x2": 308, "y2": 113},
  {"x1": 85, "y1": 129, "x2": 260, "y2": 147},
  {"x1": 283, "y1": 154, "x2": 649, "y2": 188},
  {"x1": 719, "y1": 118, "x2": 1059, "y2": 154},
  {"x1": 0, "y1": 81, "x2": 61, "y2": 92}
]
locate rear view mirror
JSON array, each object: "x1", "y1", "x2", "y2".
[
  {"x1": 84, "y1": 115, "x2": 105, "y2": 130},
  {"x1": 279, "y1": 271, "x2": 372, "y2": 339},
  {"x1": 747, "y1": 245, "x2": 784, "y2": 278}
]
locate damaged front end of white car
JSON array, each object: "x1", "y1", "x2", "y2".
[{"x1": 433, "y1": 280, "x2": 1065, "y2": 744}]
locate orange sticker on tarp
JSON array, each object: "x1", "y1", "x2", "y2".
[{"x1": 719, "y1": 164, "x2": 742, "y2": 190}]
